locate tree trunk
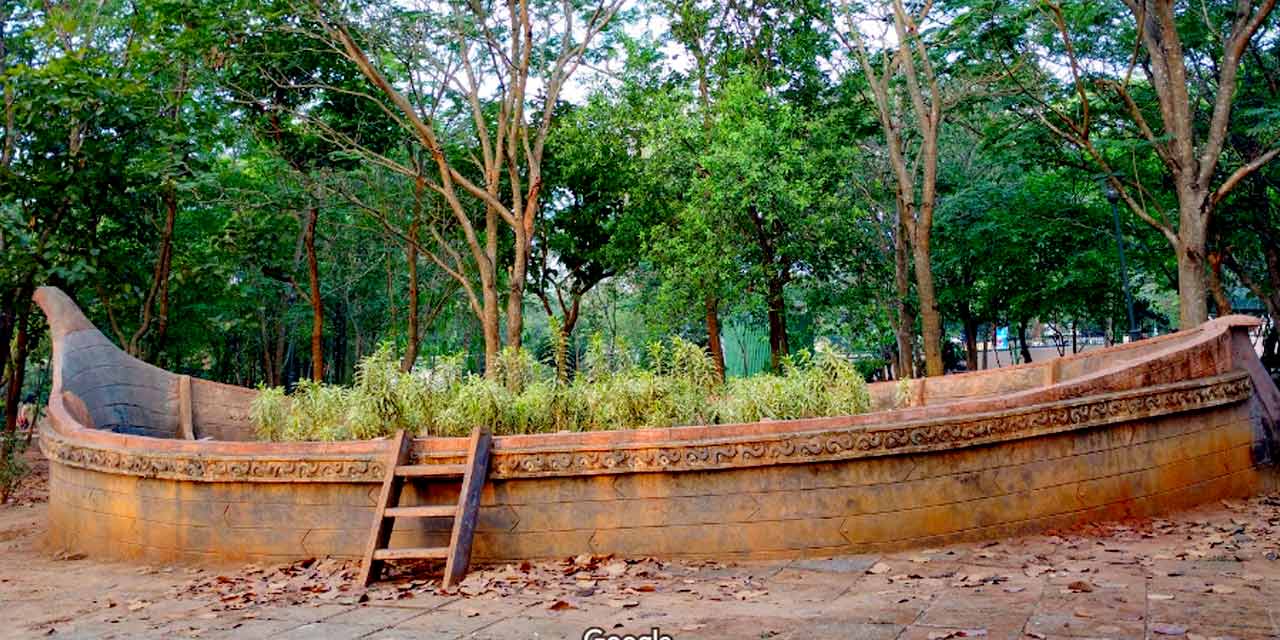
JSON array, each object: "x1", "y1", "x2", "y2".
[
  {"x1": 2, "y1": 301, "x2": 31, "y2": 459},
  {"x1": 402, "y1": 243, "x2": 420, "y2": 373},
  {"x1": 505, "y1": 227, "x2": 530, "y2": 352},
  {"x1": 1207, "y1": 249, "x2": 1232, "y2": 316},
  {"x1": 894, "y1": 211, "x2": 915, "y2": 379},
  {"x1": 912, "y1": 231, "x2": 944, "y2": 376},
  {"x1": 765, "y1": 273, "x2": 789, "y2": 373},
  {"x1": 305, "y1": 206, "x2": 323, "y2": 381},
  {"x1": 1017, "y1": 319, "x2": 1033, "y2": 364},
  {"x1": 481, "y1": 277, "x2": 502, "y2": 376},
  {"x1": 705, "y1": 295, "x2": 726, "y2": 382},
  {"x1": 963, "y1": 315, "x2": 978, "y2": 372},
  {"x1": 331, "y1": 298, "x2": 348, "y2": 384},
  {"x1": 1262, "y1": 324, "x2": 1278, "y2": 378},
  {"x1": 129, "y1": 188, "x2": 177, "y2": 359},
  {"x1": 990, "y1": 322, "x2": 1001, "y2": 367},
  {"x1": 1175, "y1": 232, "x2": 1209, "y2": 329},
  {"x1": 0, "y1": 287, "x2": 18, "y2": 402},
  {"x1": 401, "y1": 178, "x2": 424, "y2": 373},
  {"x1": 152, "y1": 187, "x2": 177, "y2": 361}
]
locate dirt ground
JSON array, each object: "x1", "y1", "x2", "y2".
[{"x1": 2, "y1": 447, "x2": 1278, "y2": 640}]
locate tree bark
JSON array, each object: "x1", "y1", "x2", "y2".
[
  {"x1": 152, "y1": 187, "x2": 177, "y2": 361},
  {"x1": 962, "y1": 315, "x2": 979, "y2": 372},
  {"x1": 1175, "y1": 207, "x2": 1210, "y2": 328},
  {"x1": 304, "y1": 206, "x2": 323, "y2": 381},
  {"x1": 1, "y1": 300, "x2": 31, "y2": 458},
  {"x1": 129, "y1": 188, "x2": 177, "y2": 359},
  {"x1": 481, "y1": 275, "x2": 501, "y2": 375},
  {"x1": 894, "y1": 209, "x2": 915, "y2": 378},
  {"x1": 1207, "y1": 249, "x2": 1232, "y2": 316},
  {"x1": 765, "y1": 272, "x2": 789, "y2": 373},
  {"x1": 705, "y1": 296, "x2": 726, "y2": 382},
  {"x1": 913, "y1": 226, "x2": 944, "y2": 376},
  {"x1": 1017, "y1": 319, "x2": 1033, "y2": 364},
  {"x1": 401, "y1": 177, "x2": 424, "y2": 372},
  {"x1": 505, "y1": 226, "x2": 531, "y2": 351}
]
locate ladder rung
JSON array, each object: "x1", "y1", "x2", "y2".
[
  {"x1": 373, "y1": 547, "x2": 449, "y2": 561},
  {"x1": 395, "y1": 464, "x2": 466, "y2": 478},
  {"x1": 384, "y1": 505, "x2": 456, "y2": 519}
]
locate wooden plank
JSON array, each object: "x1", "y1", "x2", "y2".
[
  {"x1": 384, "y1": 505, "x2": 456, "y2": 519},
  {"x1": 396, "y1": 464, "x2": 466, "y2": 478},
  {"x1": 358, "y1": 430, "x2": 411, "y2": 586},
  {"x1": 443, "y1": 427, "x2": 492, "y2": 589},
  {"x1": 372, "y1": 547, "x2": 449, "y2": 561},
  {"x1": 177, "y1": 375, "x2": 195, "y2": 440}
]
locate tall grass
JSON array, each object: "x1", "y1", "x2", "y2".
[{"x1": 251, "y1": 337, "x2": 871, "y2": 441}]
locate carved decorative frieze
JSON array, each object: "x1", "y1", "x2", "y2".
[
  {"x1": 488, "y1": 372, "x2": 1253, "y2": 478},
  {"x1": 41, "y1": 372, "x2": 1252, "y2": 483},
  {"x1": 39, "y1": 432, "x2": 387, "y2": 483}
]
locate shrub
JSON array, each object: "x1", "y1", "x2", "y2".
[
  {"x1": 0, "y1": 429, "x2": 28, "y2": 504},
  {"x1": 250, "y1": 338, "x2": 872, "y2": 441},
  {"x1": 251, "y1": 385, "x2": 289, "y2": 441}
]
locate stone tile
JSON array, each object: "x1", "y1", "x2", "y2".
[
  {"x1": 249, "y1": 602, "x2": 357, "y2": 623},
  {"x1": 195, "y1": 617, "x2": 308, "y2": 640},
  {"x1": 778, "y1": 620, "x2": 902, "y2": 640},
  {"x1": 789, "y1": 555, "x2": 880, "y2": 574},
  {"x1": 826, "y1": 588, "x2": 932, "y2": 625},
  {"x1": 916, "y1": 595, "x2": 1034, "y2": 636},
  {"x1": 1025, "y1": 612, "x2": 1145, "y2": 638},
  {"x1": 41, "y1": 618, "x2": 163, "y2": 640},
  {"x1": 464, "y1": 615, "x2": 613, "y2": 640},
  {"x1": 270, "y1": 621, "x2": 383, "y2": 639},
  {"x1": 386, "y1": 597, "x2": 532, "y2": 637},
  {"x1": 897, "y1": 624, "x2": 1022, "y2": 640},
  {"x1": 1146, "y1": 578, "x2": 1276, "y2": 632},
  {"x1": 322, "y1": 604, "x2": 429, "y2": 628}
]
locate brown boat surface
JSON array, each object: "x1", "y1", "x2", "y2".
[{"x1": 33, "y1": 286, "x2": 1280, "y2": 565}]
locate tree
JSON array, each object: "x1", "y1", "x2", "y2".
[
  {"x1": 1005, "y1": 0, "x2": 1279, "y2": 328},
  {"x1": 834, "y1": 0, "x2": 950, "y2": 376},
  {"x1": 299, "y1": 0, "x2": 623, "y2": 374},
  {"x1": 533, "y1": 81, "x2": 658, "y2": 343}
]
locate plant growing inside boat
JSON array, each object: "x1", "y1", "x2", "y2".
[{"x1": 250, "y1": 338, "x2": 871, "y2": 441}]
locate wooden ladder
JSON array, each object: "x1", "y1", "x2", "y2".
[{"x1": 359, "y1": 427, "x2": 492, "y2": 588}]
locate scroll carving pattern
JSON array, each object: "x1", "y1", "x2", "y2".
[{"x1": 41, "y1": 373, "x2": 1251, "y2": 482}]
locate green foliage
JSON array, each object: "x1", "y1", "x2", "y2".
[
  {"x1": 716, "y1": 342, "x2": 871, "y2": 423},
  {"x1": 252, "y1": 338, "x2": 871, "y2": 440},
  {"x1": 0, "y1": 429, "x2": 29, "y2": 504},
  {"x1": 250, "y1": 385, "x2": 290, "y2": 442}
]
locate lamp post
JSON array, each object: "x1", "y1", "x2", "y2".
[{"x1": 1105, "y1": 185, "x2": 1141, "y2": 342}]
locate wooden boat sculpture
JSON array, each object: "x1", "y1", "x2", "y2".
[{"x1": 34, "y1": 286, "x2": 1280, "y2": 565}]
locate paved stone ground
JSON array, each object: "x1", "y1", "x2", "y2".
[{"x1": 2, "y1": 449, "x2": 1279, "y2": 640}]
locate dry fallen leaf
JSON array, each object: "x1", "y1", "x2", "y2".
[{"x1": 546, "y1": 600, "x2": 576, "y2": 611}]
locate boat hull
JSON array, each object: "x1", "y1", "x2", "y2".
[{"x1": 32, "y1": 287, "x2": 1280, "y2": 564}]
